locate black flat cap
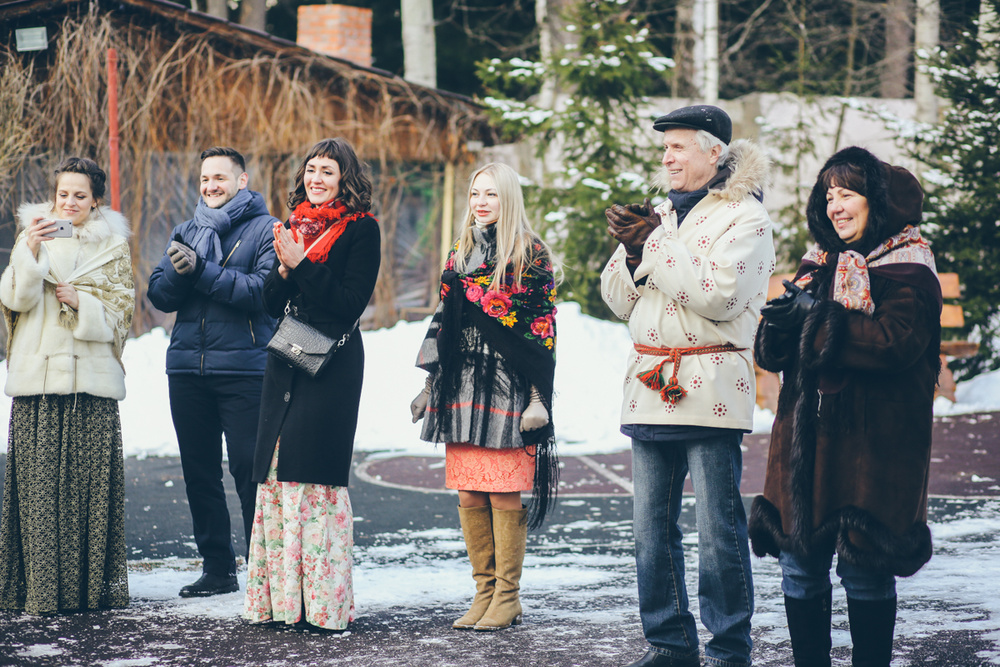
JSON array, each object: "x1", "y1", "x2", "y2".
[{"x1": 652, "y1": 105, "x2": 732, "y2": 144}]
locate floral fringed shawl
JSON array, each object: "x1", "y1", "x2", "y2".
[
  {"x1": 794, "y1": 225, "x2": 941, "y2": 315},
  {"x1": 430, "y1": 234, "x2": 558, "y2": 529}
]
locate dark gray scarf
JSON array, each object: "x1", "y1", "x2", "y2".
[{"x1": 189, "y1": 188, "x2": 254, "y2": 262}]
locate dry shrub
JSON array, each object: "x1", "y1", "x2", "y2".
[{"x1": 0, "y1": 57, "x2": 39, "y2": 195}]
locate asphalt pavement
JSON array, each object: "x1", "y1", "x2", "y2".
[{"x1": 0, "y1": 412, "x2": 998, "y2": 666}]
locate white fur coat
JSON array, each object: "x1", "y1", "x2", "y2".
[{"x1": 0, "y1": 202, "x2": 134, "y2": 400}]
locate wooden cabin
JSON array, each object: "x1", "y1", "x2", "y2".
[{"x1": 0, "y1": 0, "x2": 494, "y2": 333}]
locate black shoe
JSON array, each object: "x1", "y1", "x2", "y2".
[
  {"x1": 625, "y1": 649, "x2": 700, "y2": 667},
  {"x1": 179, "y1": 572, "x2": 239, "y2": 598}
]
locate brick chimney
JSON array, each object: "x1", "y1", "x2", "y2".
[{"x1": 296, "y1": 5, "x2": 373, "y2": 68}]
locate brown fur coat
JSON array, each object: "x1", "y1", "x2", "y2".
[{"x1": 749, "y1": 147, "x2": 941, "y2": 577}]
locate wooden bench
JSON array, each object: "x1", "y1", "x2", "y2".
[{"x1": 754, "y1": 272, "x2": 977, "y2": 412}]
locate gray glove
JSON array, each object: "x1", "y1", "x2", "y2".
[
  {"x1": 410, "y1": 375, "x2": 433, "y2": 423},
  {"x1": 167, "y1": 240, "x2": 199, "y2": 276},
  {"x1": 520, "y1": 386, "x2": 549, "y2": 432}
]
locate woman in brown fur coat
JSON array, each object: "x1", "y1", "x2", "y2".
[{"x1": 750, "y1": 146, "x2": 941, "y2": 667}]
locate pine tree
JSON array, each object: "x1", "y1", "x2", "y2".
[
  {"x1": 477, "y1": 0, "x2": 672, "y2": 317},
  {"x1": 910, "y1": 1, "x2": 1000, "y2": 377}
]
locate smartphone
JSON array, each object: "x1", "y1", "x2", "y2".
[{"x1": 43, "y1": 219, "x2": 73, "y2": 239}]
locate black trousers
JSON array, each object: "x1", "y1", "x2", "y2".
[{"x1": 168, "y1": 374, "x2": 262, "y2": 576}]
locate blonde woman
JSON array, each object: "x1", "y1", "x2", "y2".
[{"x1": 411, "y1": 162, "x2": 558, "y2": 631}]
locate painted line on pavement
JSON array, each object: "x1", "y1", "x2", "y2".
[{"x1": 577, "y1": 455, "x2": 635, "y2": 495}]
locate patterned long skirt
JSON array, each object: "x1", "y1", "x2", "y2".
[
  {"x1": 243, "y1": 441, "x2": 354, "y2": 630},
  {"x1": 0, "y1": 394, "x2": 129, "y2": 614}
]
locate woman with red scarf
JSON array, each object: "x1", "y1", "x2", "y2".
[{"x1": 243, "y1": 138, "x2": 380, "y2": 631}]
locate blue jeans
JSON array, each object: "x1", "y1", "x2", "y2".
[
  {"x1": 779, "y1": 550, "x2": 896, "y2": 601},
  {"x1": 632, "y1": 435, "x2": 754, "y2": 667}
]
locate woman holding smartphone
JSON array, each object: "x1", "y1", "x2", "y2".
[{"x1": 0, "y1": 157, "x2": 135, "y2": 614}]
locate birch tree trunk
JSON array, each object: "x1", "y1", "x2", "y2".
[
  {"x1": 881, "y1": 0, "x2": 914, "y2": 98},
  {"x1": 703, "y1": 0, "x2": 719, "y2": 103},
  {"x1": 239, "y1": 0, "x2": 266, "y2": 32},
  {"x1": 672, "y1": 0, "x2": 695, "y2": 98},
  {"x1": 534, "y1": 0, "x2": 568, "y2": 187},
  {"x1": 205, "y1": 0, "x2": 226, "y2": 20},
  {"x1": 914, "y1": 0, "x2": 940, "y2": 122},
  {"x1": 536, "y1": 0, "x2": 569, "y2": 110},
  {"x1": 402, "y1": 0, "x2": 437, "y2": 87},
  {"x1": 692, "y1": 0, "x2": 706, "y2": 99},
  {"x1": 978, "y1": 1, "x2": 998, "y2": 74}
]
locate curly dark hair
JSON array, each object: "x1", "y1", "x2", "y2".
[
  {"x1": 53, "y1": 157, "x2": 107, "y2": 202},
  {"x1": 287, "y1": 138, "x2": 372, "y2": 213}
]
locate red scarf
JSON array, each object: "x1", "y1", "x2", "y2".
[{"x1": 288, "y1": 198, "x2": 366, "y2": 263}]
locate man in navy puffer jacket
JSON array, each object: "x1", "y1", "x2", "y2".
[{"x1": 148, "y1": 147, "x2": 278, "y2": 598}]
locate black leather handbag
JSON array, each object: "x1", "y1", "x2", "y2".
[{"x1": 266, "y1": 303, "x2": 357, "y2": 378}]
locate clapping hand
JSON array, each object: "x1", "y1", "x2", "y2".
[
  {"x1": 273, "y1": 221, "x2": 306, "y2": 278},
  {"x1": 167, "y1": 240, "x2": 199, "y2": 275},
  {"x1": 606, "y1": 198, "x2": 661, "y2": 255}
]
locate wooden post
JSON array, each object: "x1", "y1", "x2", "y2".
[
  {"x1": 440, "y1": 162, "x2": 455, "y2": 270},
  {"x1": 106, "y1": 48, "x2": 121, "y2": 212}
]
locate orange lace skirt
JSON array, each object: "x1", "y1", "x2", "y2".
[{"x1": 444, "y1": 442, "x2": 536, "y2": 493}]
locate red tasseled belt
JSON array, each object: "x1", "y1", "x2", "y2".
[{"x1": 633, "y1": 342, "x2": 746, "y2": 404}]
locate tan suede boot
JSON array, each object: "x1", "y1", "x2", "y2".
[
  {"x1": 474, "y1": 506, "x2": 527, "y2": 631},
  {"x1": 452, "y1": 505, "x2": 496, "y2": 629}
]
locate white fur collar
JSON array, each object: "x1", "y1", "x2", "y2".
[
  {"x1": 651, "y1": 139, "x2": 773, "y2": 203},
  {"x1": 17, "y1": 201, "x2": 131, "y2": 244}
]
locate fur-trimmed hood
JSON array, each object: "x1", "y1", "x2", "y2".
[
  {"x1": 17, "y1": 202, "x2": 131, "y2": 245},
  {"x1": 651, "y1": 139, "x2": 773, "y2": 202},
  {"x1": 806, "y1": 146, "x2": 923, "y2": 256}
]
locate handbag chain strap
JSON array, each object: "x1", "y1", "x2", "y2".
[{"x1": 283, "y1": 298, "x2": 360, "y2": 350}]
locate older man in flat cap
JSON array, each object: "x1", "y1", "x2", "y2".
[{"x1": 601, "y1": 105, "x2": 775, "y2": 667}]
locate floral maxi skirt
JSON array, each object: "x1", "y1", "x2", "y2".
[{"x1": 243, "y1": 442, "x2": 354, "y2": 629}]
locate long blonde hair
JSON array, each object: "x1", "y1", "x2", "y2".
[{"x1": 453, "y1": 162, "x2": 554, "y2": 291}]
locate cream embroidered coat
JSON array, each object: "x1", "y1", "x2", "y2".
[
  {"x1": 1, "y1": 202, "x2": 134, "y2": 400},
  {"x1": 601, "y1": 140, "x2": 775, "y2": 431}
]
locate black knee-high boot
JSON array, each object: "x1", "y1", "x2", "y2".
[
  {"x1": 847, "y1": 596, "x2": 896, "y2": 667},
  {"x1": 784, "y1": 589, "x2": 833, "y2": 667}
]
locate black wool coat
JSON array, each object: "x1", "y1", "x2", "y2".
[{"x1": 252, "y1": 215, "x2": 381, "y2": 487}]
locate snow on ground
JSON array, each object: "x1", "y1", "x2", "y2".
[
  {"x1": 119, "y1": 497, "x2": 1000, "y2": 665},
  {"x1": 1, "y1": 300, "x2": 997, "y2": 458}
]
